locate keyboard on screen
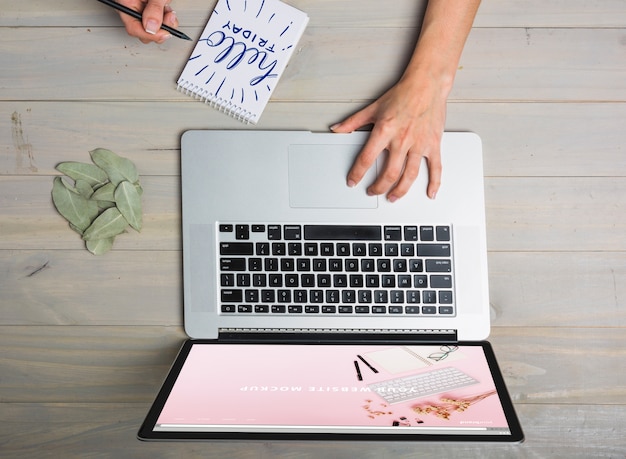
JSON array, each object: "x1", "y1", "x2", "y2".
[{"x1": 218, "y1": 224, "x2": 455, "y2": 316}]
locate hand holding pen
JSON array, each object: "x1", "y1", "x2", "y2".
[{"x1": 99, "y1": 0, "x2": 191, "y2": 44}]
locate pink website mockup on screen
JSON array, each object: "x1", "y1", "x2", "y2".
[{"x1": 155, "y1": 344, "x2": 511, "y2": 435}]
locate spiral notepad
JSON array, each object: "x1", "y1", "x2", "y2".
[{"x1": 177, "y1": 0, "x2": 308, "y2": 124}]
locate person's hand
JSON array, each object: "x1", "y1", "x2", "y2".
[
  {"x1": 331, "y1": 75, "x2": 446, "y2": 202},
  {"x1": 117, "y1": 0, "x2": 178, "y2": 44}
]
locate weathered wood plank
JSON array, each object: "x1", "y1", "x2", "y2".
[
  {"x1": 3, "y1": 102, "x2": 626, "y2": 178},
  {"x1": 0, "y1": 326, "x2": 624, "y2": 405},
  {"x1": 1, "y1": 251, "x2": 624, "y2": 328},
  {"x1": 0, "y1": 403, "x2": 624, "y2": 458},
  {"x1": 2, "y1": 0, "x2": 625, "y2": 28},
  {"x1": 1, "y1": 27, "x2": 625, "y2": 102}
]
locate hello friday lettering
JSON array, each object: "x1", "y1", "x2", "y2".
[{"x1": 199, "y1": 21, "x2": 279, "y2": 87}]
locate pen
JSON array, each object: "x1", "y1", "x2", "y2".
[
  {"x1": 96, "y1": 0, "x2": 192, "y2": 41},
  {"x1": 354, "y1": 360, "x2": 363, "y2": 381},
  {"x1": 357, "y1": 355, "x2": 379, "y2": 374}
]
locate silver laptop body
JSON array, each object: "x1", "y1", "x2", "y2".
[{"x1": 181, "y1": 130, "x2": 489, "y2": 341}]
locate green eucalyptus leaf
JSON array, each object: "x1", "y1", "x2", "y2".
[
  {"x1": 90, "y1": 148, "x2": 139, "y2": 185},
  {"x1": 75, "y1": 180, "x2": 94, "y2": 199},
  {"x1": 91, "y1": 182, "x2": 116, "y2": 202},
  {"x1": 86, "y1": 237, "x2": 115, "y2": 255},
  {"x1": 56, "y1": 161, "x2": 108, "y2": 188},
  {"x1": 52, "y1": 177, "x2": 99, "y2": 231},
  {"x1": 114, "y1": 181, "x2": 143, "y2": 231},
  {"x1": 83, "y1": 207, "x2": 128, "y2": 241},
  {"x1": 69, "y1": 222, "x2": 85, "y2": 236}
]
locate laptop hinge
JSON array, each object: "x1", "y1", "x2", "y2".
[{"x1": 218, "y1": 328, "x2": 458, "y2": 344}]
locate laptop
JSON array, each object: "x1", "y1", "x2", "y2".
[{"x1": 138, "y1": 130, "x2": 524, "y2": 442}]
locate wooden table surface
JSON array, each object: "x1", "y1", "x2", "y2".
[{"x1": 1, "y1": 1, "x2": 625, "y2": 457}]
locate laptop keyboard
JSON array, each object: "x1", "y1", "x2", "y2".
[
  {"x1": 218, "y1": 224, "x2": 455, "y2": 316},
  {"x1": 368, "y1": 366, "x2": 479, "y2": 404}
]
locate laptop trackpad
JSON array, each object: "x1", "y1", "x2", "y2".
[{"x1": 288, "y1": 144, "x2": 378, "y2": 209}]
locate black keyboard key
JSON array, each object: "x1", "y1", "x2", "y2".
[
  {"x1": 361, "y1": 259, "x2": 375, "y2": 272},
  {"x1": 313, "y1": 259, "x2": 327, "y2": 271},
  {"x1": 431, "y1": 275, "x2": 452, "y2": 288},
  {"x1": 269, "y1": 274, "x2": 282, "y2": 287},
  {"x1": 374, "y1": 290, "x2": 388, "y2": 303},
  {"x1": 288, "y1": 243, "x2": 303, "y2": 256},
  {"x1": 384, "y1": 226, "x2": 402, "y2": 241},
  {"x1": 345, "y1": 259, "x2": 359, "y2": 271},
  {"x1": 426, "y1": 259, "x2": 452, "y2": 272},
  {"x1": 253, "y1": 274, "x2": 266, "y2": 287},
  {"x1": 326, "y1": 290, "x2": 340, "y2": 303},
  {"x1": 272, "y1": 305, "x2": 287, "y2": 313},
  {"x1": 301, "y1": 274, "x2": 315, "y2": 287},
  {"x1": 358, "y1": 290, "x2": 372, "y2": 303},
  {"x1": 385, "y1": 243, "x2": 399, "y2": 256},
  {"x1": 350, "y1": 274, "x2": 364, "y2": 287},
  {"x1": 353, "y1": 243, "x2": 367, "y2": 256},
  {"x1": 245, "y1": 290, "x2": 259, "y2": 303},
  {"x1": 251, "y1": 224, "x2": 265, "y2": 232},
  {"x1": 366, "y1": 275, "x2": 379, "y2": 287},
  {"x1": 304, "y1": 243, "x2": 318, "y2": 256},
  {"x1": 221, "y1": 274, "x2": 235, "y2": 286},
  {"x1": 256, "y1": 242, "x2": 270, "y2": 255},
  {"x1": 296, "y1": 259, "x2": 311, "y2": 271},
  {"x1": 407, "y1": 291, "x2": 420, "y2": 303},
  {"x1": 342, "y1": 290, "x2": 356, "y2": 303},
  {"x1": 355, "y1": 306, "x2": 370, "y2": 314},
  {"x1": 267, "y1": 225, "x2": 281, "y2": 240},
  {"x1": 285, "y1": 274, "x2": 299, "y2": 287},
  {"x1": 439, "y1": 291, "x2": 454, "y2": 304},
  {"x1": 393, "y1": 259, "x2": 407, "y2": 272},
  {"x1": 390, "y1": 290, "x2": 404, "y2": 303},
  {"x1": 368, "y1": 243, "x2": 383, "y2": 256},
  {"x1": 254, "y1": 305, "x2": 269, "y2": 313},
  {"x1": 382, "y1": 275, "x2": 395, "y2": 288},
  {"x1": 417, "y1": 244, "x2": 451, "y2": 257},
  {"x1": 280, "y1": 258, "x2": 295, "y2": 271},
  {"x1": 248, "y1": 258, "x2": 262, "y2": 271},
  {"x1": 261, "y1": 290, "x2": 275, "y2": 303},
  {"x1": 236, "y1": 273, "x2": 250, "y2": 286},
  {"x1": 409, "y1": 259, "x2": 424, "y2": 272},
  {"x1": 333, "y1": 274, "x2": 347, "y2": 287},
  {"x1": 404, "y1": 226, "x2": 418, "y2": 241},
  {"x1": 398, "y1": 275, "x2": 411, "y2": 288},
  {"x1": 420, "y1": 226, "x2": 435, "y2": 241},
  {"x1": 236, "y1": 224, "x2": 250, "y2": 240},
  {"x1": 310, "y1": 290, "x2": 323, "y2": 303},
  {"x1": 272, "y1": 242, "x2": 286, "y2": 256},
  {"x1": 277, "y1": 290, "x2": 291, "y2": 303},
  {"x1": 377, "y1": 259, "x2": 391, "y2": 272},
  {"x1": 317, "y1": 274, "x2": 331, "y2": 287},
  {"x1": 219, "y1": 224, "x2": 234, "y2": 232},
  {"x1": 337, "y1": 243, "x2": 350, "y2": 256},
  {"x1": 294, "y1": 290, "x2": 307, "y2": 303},
  {"x1": 422, "y1": 306, "x2": 437, "y2": 314},
  {"x1": 321, "y1": 243, "x2": 334, "y2": 256},
  {"x1": 389, "y1": 306, "x2": 403, "y2": 314},
  {"x1": 238, "y1": 305, "x2": 253, "y2": 313},
  {"x1": 304, "y1": 225, "x2": 382, "y2": 240},
  {"x1": 414, "y1": 275, "x2": 428, "y2": 288},
  {"x1": 339, "y1": 306, "x2": 354, "y2": 314},
  {"x1": 401, "y1": 243, "x2": 415, "y2": 256},
  {"x1": 436, "y1": 226, "x2": 451, "y2": 241},
  {"x1": 322, "y1": 305, "x2": 337, "y2": 314},
  {"x1": 406, "y1": 306, "x2": 420, "y2": 314},
  {"x1": 288, "y1": 305, "x2": 303, "y2": 314},
  {"x1": 220, "y1": 258, "x2": 246, "y2": 271},
  {"x1": 329, "y1": 259, "x2": 343, "y2": 271},
  {"x1": 439, "y1": 306, "x2": 454, "y2": 315},
  {"x1": 284, "y1": 225, "x2": 302, "y2": 240},
  {"x1": 265, "y1": 258, "x2": 279, "y2": 271},
  {"x1": 423, "y1": 291, "x2": 437, "y2": 304},
  {"x1": 305, "y1": 305, "x2": 320, "y2": 314},
  {"x1": 372, "y1": 306, "x2": 387, "y2": 314},
  {"x1": 221, "y1": 304, "x2": 236, "y2": 313},
  {"x1": 220, "y1": 242, "x2": 253, "y2": 255}
]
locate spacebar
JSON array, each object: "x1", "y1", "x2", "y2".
[{"x1": 304, "y1": 225, "x2": 382, "y2": 240}]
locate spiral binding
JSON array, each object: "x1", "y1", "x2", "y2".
[{"x1": 177, "y1": 80, "x2": 257, "y2": 125}]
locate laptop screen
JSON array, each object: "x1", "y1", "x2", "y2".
[{"x1": 139, "y1": 340, "x2": 522, "y2": 442}]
